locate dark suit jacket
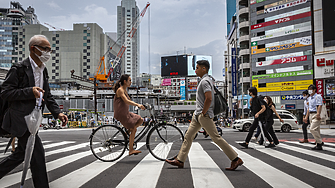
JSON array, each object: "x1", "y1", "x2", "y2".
[{"x1": 1, "y1": 58, "x2": 61, "y2": 137}]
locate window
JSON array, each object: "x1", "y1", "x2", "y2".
[
  {"x1": 87, "y1": 46, "x2": 90, "y2": 49},
  {"x1": 83, "y1": 49, "x2": 87, "y2": 53},
  {"x1": 87, "y1": 59, "x2": 90, "y2": 62},
  {"x1": 52, "y1": 76, "x2": 55, "y2": 79},
  {"x1": 56, "y1": 40, "x2": 59, "y2": 44},
  {"x1": 56, "y1": 73, "x2": 59, "y2": 76},
  {"x1": 52, "y1": 37, "x2": 56, "y2": 41},
  {"x1": 87, "y1": 66, "x2": 90, "y2": 69},
  {"x1": 83, "y1": 30, "x2": 87, "y2": 33},
  {"x1": 87, "y1": 33, "x2": 90, "y2": 36},
  {"x1": 19, "y1": 51, "x2": 22, "y2": 54},
  {"x1": 52, "y1": 63, "x2": 55, "y2": 66},
  {"x1": 83, "y1": 62, "x2": 87, "y2": 66},
  {"x1": 83, "y1": 43, "x2": 87, "y2": 46},
  {"x1": 52, "y1": 70, "x2": 55, "y2": 73},
  {"x1": 56, "y1": 47, "x2": 59, "y2": 50},
  {"x1": 56, "y1": 66, "x2": 59, "y2": 70},
  {"x1": 83, "y1": 36, "x2": 87, "y2": 40},
  {"x1": 279, "y1": 114, "x2": 294, "y2": 119},
  {"x1": 127, "y1": 10, "x2": 130, "y2": 12},
  {"x1": 56, "y1": 60, "x2": 59, "y2": 63},
  {"x1": 52, "y1": 57, "x2": 56, "y2": 60},
  {"x1": 56, "y1": 53, "x2": 59, "y2": 57},
  {"x1": 87, "y1": 72, "x2": 90, "y2": 75},
  {"x1": 56, "y1": 34, "x2": 59, "y2": 37},
  {"x1": 87, "y1": 39, "x2": 90, "y2": 43},
  {"x1": 83, "y1": 56, "x2": 87, "y2": 59},
  {"x1": 83, "y1": 69, "x2": 87, "y2": 72},
  {"x1": 52, "y1": 44, "x2": 56, "y2": 47},
  {"x1": 87, "y1": 53, "x2": 90, "y2": 56}
]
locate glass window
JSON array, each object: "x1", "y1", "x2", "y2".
[
  {"x1": 87, "y1": 39, "x2": 90, "y2": 43},
  {"x1": 52, "y1": 44, "x2": 56, "y2": 47},
  {"x1": 83, "y1": 30, "x2": 87, "y2": 33},
  {"x1": 83, "y1": 43, "x2": 87, "y2": 46},
  {"x1": 87, "y1": 33, "x2": 90, "y2": 36},
  {"x1": 83, "y1": 36, "x2": 87, "y2": 40}
]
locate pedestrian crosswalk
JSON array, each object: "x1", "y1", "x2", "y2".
[{"x1": 0, "y1": 139, "x2": 335, "y2": 187}]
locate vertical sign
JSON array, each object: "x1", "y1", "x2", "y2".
[
  {"x1": 180, "y1": 78, "x2": 186, "y2": 100},
  {"x1": 316, "y1": 79, "x2": 324, "y2": 98},
  {"x1": 232, "y1": 48, "x2": 237, "y2": 98}
]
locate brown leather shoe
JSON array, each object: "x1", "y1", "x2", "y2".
[
  {"x1": 165, "y1": 158, "x2": 184, "y2": 168},
  {"x1": 225, "y1": 158, "x2": 243, "y2": 171},
  {"x1": 299, "y1": 139, "x2": 309, "y2": 143}
]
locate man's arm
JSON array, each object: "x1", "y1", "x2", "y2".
[
  {"x1": 255, "y1": 105, "x2": 266, "y2": 118},
  {"x1": 202, "y1": 91, "x2": 212, "y2": 115}
]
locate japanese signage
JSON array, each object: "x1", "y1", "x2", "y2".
[
  {"x1": 232, "y1": 48, "x2": 237, "y2": 97},
  {"x1": 265, "y1": 0, "x2": 299, "y2": 9},
  {"x1": 180, "y1": 78, "x2": 185, "y2": 100},
  {"x1": 257, "y1": 80, "x2": 312, "y2": 93},
  {"x1": 251, "y1": 11, "x2": 310, "y2": 30},
  {"x1": 285, "y1": 104, "x2": 296, "y2": 110},
  {"x1": 161, "y1": 78, "x2": 171, "y2": 86},
  {"x1": 326, "y1": 83, "x2": 335, "y2": 96},
  {"x1": 251, "y1": 0, "x2": 267, "y2": 5},
  {"x1": 256, "y1": 55, "x2": 307, "y2": 67},
  {"x1": 264, "y1": 0, "x2": 308, "y2": 14},
  {"x1": 316, "y1": 79, "x2": 324, "y2": 98},
  {"x1": 314, "y1": 53, "x2": 335, "y2": 79},
  {"x1": 252, "y1": 79, "x2": 259, "y2": 89},
  {"x1": 251, "y1": 25, "x2": 311, "y2": 42},
  {"x1": 252, "y1": 70, "x2": 313, "y2": 80},
  {"x1": 252, "y1": 39, "x2": 311, "y2": 55},
  {"x1": 281, "y1": 95, "x2": 304, "y2": 100}
]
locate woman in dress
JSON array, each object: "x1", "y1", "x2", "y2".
[{"x1": 113, "y1": 74, "x2": 146, "y2": 156}]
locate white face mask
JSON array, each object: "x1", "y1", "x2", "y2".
[
  {"x1": 303, "y1": 96, "x2": 307, "y2": 100},
  {"x1": 264, "y1": 99, "x2": 267, "y2": 103},
  {"x1": 34, "y1": 46, "x2": 51, "y2": 63},
  {"x1": 308, "y1": 90, "x2": 313, "y2": 95}
]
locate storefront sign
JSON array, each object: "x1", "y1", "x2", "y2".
[
  {"x1": 161, "y1": 78, "x2": 171, "y2": 86},
  {"x1": 256, "y1": 55, "x2": 307, "y2": 67},
  {"x1": 251, "y1": 25, "x2": 311, "y2": 42},
  {"x1": 252, "y1": 40, "x2": 311, "y2": 55},
  {"x1": 265, "y1": 7, "x2": 310, "y2": 22},
  {"x1": 266, "y1": 80, "x2": 313, "y2": 87},
  {"x1": 252, "y1": 70, "x2": 313, "y2": 80},
  {"x1": 281, "y1": 95, "x2": 304, "y2": 100},
  {"x1": 314, "y1": 54, "x2": 335, "y2": 79},
  {"x1": 258, "y1": 85, "x2": 309, "y2": 92},
  {"x1": 252, "y1": 79, "x2": 259, "y2": 89},
  {"x1": 316, "y1": 79, "x2": 324, "y2": 98},
  {"x1": 180, "y1": 78, "x2": 185, "y2": 100},
  {"x1": 264, "y1": 0, "x2": 308, "y2": 14},
  {"x1": 285, "y1": 104, "x2": 296, "y2": 110},
  {"x1": 265, "y1": 0, "x2": 299, "y2": 9},
  {"x1": 251, "y1": 11, "x2": 310, "y2": 30}
]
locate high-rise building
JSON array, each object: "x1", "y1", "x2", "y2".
[
  {"x1": 0, "y1": 2, "x2": 38, "y2": 68},
  {"x1": 18, "y1": 23, "x2": 121, "y2": 85},
  {"x1": 226, "y1": 0, "x2": 237, "y2": 35},
  {"x1": 117, "y1": 0, "x2": 140, "y2": 85},
  {"x1": 250, "y1": 0, "x2": 313, "y2": 122}
]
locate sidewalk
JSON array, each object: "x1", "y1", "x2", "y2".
[{"x1": 293, "y1": 123, "x2": 335, "y2": 136}]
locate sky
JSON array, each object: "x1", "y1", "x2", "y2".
[{"x1": 1, "y1": 0, "x2": 228, "y2": 80}]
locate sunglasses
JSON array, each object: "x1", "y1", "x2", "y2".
[{"x1": 35, "y1": 45, "x2": 52, "y2": 52}]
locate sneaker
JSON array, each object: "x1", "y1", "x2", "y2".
[
  {"x1": 251, "y1": 137, "x2": 257, "y2": 142},
  {"x1": 265, "y1": 143, "x2": 276, "y2": 148},
  {"x1": 239, "y1": 142, "x2": 248, "y2": 149}
]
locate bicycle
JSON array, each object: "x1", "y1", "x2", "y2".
[{"x1": 89, "y1": 104, "x2": 184, "y2": 162}]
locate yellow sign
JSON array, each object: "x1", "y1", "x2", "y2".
[
  {"x1": 266, "y1": 80, "x2": 313, "y2": 87},
  {"x1": 252, "y1": 79, "x2": 259, "y2": 89},
  {"x1": 258, "y1": 80, "x2": 312, "y2": 92},
  {"x1": 251, "y1": 42, "x2": 311, "y2": 55}
]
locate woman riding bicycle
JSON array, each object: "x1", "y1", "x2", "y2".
[{"x1": 113, "y1": 74, "x2": 146, "y2": 156}]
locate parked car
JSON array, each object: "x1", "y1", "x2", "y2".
[{"x1": 232, "y1": 112, "x2": 298, "y2": 132}]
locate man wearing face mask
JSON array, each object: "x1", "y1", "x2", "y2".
[
  {"x1": 300, "y1": 90, "x2": 310, "y2": 143},
  {"x1": 305, "y1": 85, "x2": 324, "y2": 150},
  {"x1": 0, "y1": 35, "x2": 68, "y2": 187}
]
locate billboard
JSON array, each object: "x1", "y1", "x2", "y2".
[
  {"x1": 161, "y1": 78, "x2": 171, "y2": 86},
  {"x1": 180, "y1": 78, "x2": 186, "y2": 100},
  {"x1": 187, "y1": 55, "x2": 212, "y2": 76},
  {"x1": 161, "y1": 55, "x2": 188, "y2": 77}
]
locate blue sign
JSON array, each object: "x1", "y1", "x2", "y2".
[
  {"x1": 285, "y1": 104, "x2": 296, "y2": 110},
  {"x1": 180, "y1": 78, "x2": 186, "y2": 100},
  {"x1": 231, "y1": 48, "x2": 237, "y2": 97},
  {"x1": 281, "y1": 95, "x2": 303, "y2": 100}
]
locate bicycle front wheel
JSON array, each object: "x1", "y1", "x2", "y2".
[
  {"x1": 146, "y1": 123, "x2": 184, "y2": 161},
  {"x1": 90, "y1": 124, "x2": 127, "y2": 162}
]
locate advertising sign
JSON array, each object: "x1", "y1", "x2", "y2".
[
  {"x1": 251, "y1": 0, "x2": 267, "y2": 5},
  {"x1": 252, "y1": 79, "x2": 259, "y2": 89},
  {"x1": 265, "y1": 7, "x2": 310, "y2": 22},
  {"x1": 265, "y1": 0, "x2": 299, "y2": 9},
  {"x1": 251, "y1": 25, "x2": 311, "y2": 42},
  {"x1": 251, "y1": 11, "x2": 310, "y2": 30},
  {"x1": 256, "y1": 55, "x2": 307, "y2": 67},
  {"x1": 264, "y1": 0, "x2": 308, "y2": 14},
  {"x1": 316, "y1": 79, "x2": 324, "y2": 98},
  {"x1": 281, "y1": 95, "x2": 304, "y2": 100},
  {"x1": 314, "y1": 54, "x2": 335, "y2": 79},
  {"x1": 187, "y1": 55, "x2": 212, "y2": 76},
  {"x1": 251, "y1": 37, "x2": 311, "y2": 55},
  {"x1": 257, "y1": 80, "x2": 312, "y2": 92},
  {"x1": 180, "y1": 78, "x2": 185, "y2": 100},
  {"x1": 232, "y1": 48, "x2": 237, "y2": 97},
  {"x1": 161, "y1": 55, "x2": 188, "y2": 77},
  {"x1": 161, "y1": 78, "x2": 171, "y2": 86},
  {"x1": 326, "y1": 83, "x2": 335, "y2": 96},
  {"x1": 285, "y1": 104, "x2": 296, "y2": 110},
  {"x1": 252, "y1": 70, "x2": 313, "y2": 80}
]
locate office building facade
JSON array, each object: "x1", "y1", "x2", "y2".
[{"x1": 117, "y1": 0, "x2": 140, "y2": 85}]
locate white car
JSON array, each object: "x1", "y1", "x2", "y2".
[{"x1": 233, "y1": 111, "x2": 299, "y2": 133}]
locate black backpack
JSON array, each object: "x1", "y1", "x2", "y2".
[{"x1": 205, "y1": 80, "x2": 228, "y2": 117}]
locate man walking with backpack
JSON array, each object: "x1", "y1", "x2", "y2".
[
  {"x1": 165, "y1": 60, "x2": 243, "y2": 170},
  {"x1": 0, "y1": 35, "x2": 68, "y2": 187}
]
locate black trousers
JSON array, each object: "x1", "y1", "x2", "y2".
[
  {"x1": 245, "y1": 118, "x2": 273, "y2": 143},
  {"x1": 259, "y1": 120, "x2": 279, "y2": 145},
  {"x1": 302, "y1": 118, "x2": 310, "y2": 140},
  {"x1": 0, "y1": 130, "x2": 49, "y2": 188}
]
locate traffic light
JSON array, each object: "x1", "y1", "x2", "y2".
[{"x1": 153, "y1": 89, "x2": 162, "y2": 93}]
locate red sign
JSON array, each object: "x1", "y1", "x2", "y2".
[
  {"x1": 251, "y1": 11, "x2": 311, "y2": 30},
  {"x1": 316, "y1": 79, "x2": 324, "y2": 98},
  {"x1": 170, "y1": 72, "x2": 179, "y2": 76},
  {"x1": 316, "y1": 58, "x2": 334, "y2": 67},
  {"x1": 256, "y1": 55, "x2": 307, "y2": 67},
  {"x1": 59, "y1": 105, "x2": 64, "y2": 109}
]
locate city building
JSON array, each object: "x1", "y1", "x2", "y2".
[
  {"x1": 0, "y1": 2, "x2": 38, "y2": 68},
  {"x1": 117, "y1": 0, "x2": 140, "y2": 85},
  {"x1": 18, "y1": 23, "x2": 121, "y2": 85},
  {"x1": 250, "y1": 0, "x2": 313, "y2": 122},
  {"x1": 226, "y1": 0, "x2": 237, "y2": 35},
  {"x1": 313, "y1": 0, "x2": 335, "y2": 123}
]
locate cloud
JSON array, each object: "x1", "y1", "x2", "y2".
[{"x1": 47, "y1": 1, "x2": 62, "y2": 10}]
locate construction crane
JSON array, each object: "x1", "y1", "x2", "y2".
[
  {"x1": 43, "y1": 22, "x2": 65, "y2": 31},
  {"x1": 92, "y1": 2, "x2": 150, "y2": 85}
]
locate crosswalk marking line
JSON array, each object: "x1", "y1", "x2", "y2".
[
  {"x1": 0, "y1": 142, "x2": 104, "y2": 187},
  {"x1": 189, "y1": 143, "x2": 233, "y2": 188},
  {"x1": 248, "y1": 142, "x2": 335, "y2": 182},
  {"x1": 0, "y1": 140, "x2": 51, "y2": 152},
  {"x1": 278, "y1": 143, "x2": 335, "y2": 163},
  {"x1": 116, "y1": 143, "x2": 172, "y2": 188},
  {"x1": 285, "y1": 141, "x2": 335, "y2": 153},
  {"x1": 45, "y1": 142, "x2": 88, "y2": 157},
  {"x1": 42, "y1": 141, "x2": 75, "y2": 149},
  {"x1": 213, "y1": 142, "x2": 312, "y2": 188},
  {"x1": 49, "y1": 142, "x2": 146, "y2": 188}
]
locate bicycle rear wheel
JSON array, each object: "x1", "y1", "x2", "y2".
[
  {"x1": 90, "y1": 124, "x2": 127, "y2": 162},
  {"x1": 146, "y1": 123, "x2": 184, "y2": 161}
]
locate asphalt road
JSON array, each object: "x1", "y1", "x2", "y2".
[{"x1": 1, "y1": 123, "x2": 335, "y2": 188}]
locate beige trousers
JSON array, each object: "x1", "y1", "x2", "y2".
[
  {"x1": 177, "y1": 113, "x2": 238, "y2": 162},
  {"x1": 309, "y1": 113, "x2": 322, "y2": 144}
]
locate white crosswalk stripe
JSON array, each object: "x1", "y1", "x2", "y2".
[
  {"x1": 285, "y1": 141, "x2": 335, "y2": 152},
  {"x1": 1, "y1": 140, "x2": 335, "y2": 187}
]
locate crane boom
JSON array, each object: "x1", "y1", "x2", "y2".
[{"x1": 107, "y1": 2, "x2": 150, "y2": 79}]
